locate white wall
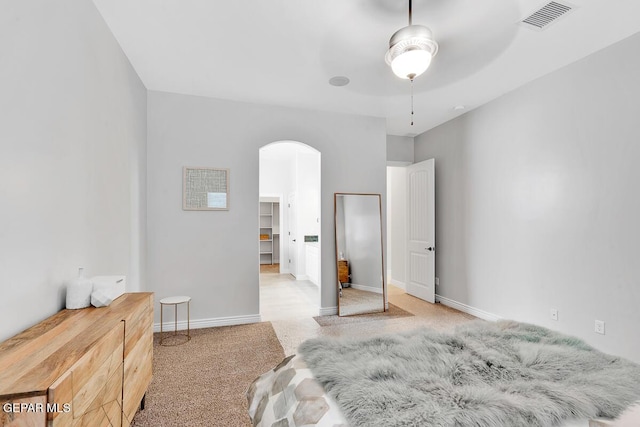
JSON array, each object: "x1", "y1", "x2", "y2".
[
  {"x1": 387, "y1": 135, "x2": 414, "y2": 164},
  {"x1": 147, "y1": 91, "x2": 386, "y2": 323},
  {"x1": 260, "y1": 142, "x2": 321, "y2": 277},
  {"x1": 296, "y1": 149, "x2": 321, "y2": 279},
  {"x1": 0, "y1": 0, "x2": 147, "y2": 341},
  {"x1": 387, "y1": 167, "x2": 407, "y2": 289},
  {"x1": 336, "y1": 196, "x2": 347, "y2": 261},
  {"x1": 297, "y1": 150, "x2": 321, "y2": 239},
  {"x1": 260, "y1": 154, "x2": 292, "y2": 197},
  {"x1": 342, "y1": 195, "x2": 384, "y2": 290},
  {"x1": 260, "y1": 147, "x2": 293, "y2": 270},
  {"x1": 414, "y1": 32, "x2": 640, "y2": 362}
]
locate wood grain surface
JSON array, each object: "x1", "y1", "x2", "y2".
[{"x1": 0, "y1": 293, "x2": 153, "y2": 427}]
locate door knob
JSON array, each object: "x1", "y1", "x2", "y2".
[
  {"x1": 293, "y1": 239, "x2": 297, "y2": 242},
  {"x1": 426, "y1": 247, "x2": 434, "y2": 251}
]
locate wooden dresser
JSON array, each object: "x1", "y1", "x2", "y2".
[
  {"x1": 338, "y1": 260, "x2": 349, "y2": 283},
  {"x1": 0, "y1": 293, "x2": 153, "y2": 427}
]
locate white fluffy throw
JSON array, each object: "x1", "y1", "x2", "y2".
[{"x1": 299, "y1": 320, "x2": 640, "y2": 427}]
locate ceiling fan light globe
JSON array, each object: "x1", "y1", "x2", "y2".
[
  {"x1": 385, "y1": 25, "x2": 438, "y2": 80},
  {"x1": 391, "y1": 49, "x2": 432, "y2": 80}
]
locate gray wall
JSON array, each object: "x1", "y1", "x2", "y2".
[
  {"x1": 342, "y1": 195, "x2": 384, "y2": 290},
  {"x1": 336, "y1": 196, "x2": 347, "y2": 263},
  {"x1": 387, "y1": 135, "x2": 414, "y2": 164},
  {"x1": 415, "y1": 32, "x2": 640, "y2": 362},
  {"x1": 147, "y1": 91, "x2": 386, "y2": 322},
  {"x1": 0, "y1": 0, "x2": 147, "y2": 341}
]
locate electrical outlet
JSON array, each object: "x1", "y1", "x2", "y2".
[
  {"x1": 435, "y1": 277, "x2": 440, "y2": 286},
  {"x1": 550, "y1": 309, "x2": 558, "y2": 321},
  {"x1": 595, "y1": 320, "x2": 605, "y2": 335}
]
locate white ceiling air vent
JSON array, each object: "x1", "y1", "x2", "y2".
[{"x1": 520, "y1": 1, "x2": 575, "y2": 31}]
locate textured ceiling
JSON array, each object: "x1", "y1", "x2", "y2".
[{"x1": 92, "y1": 0, "x2": 640, "y2": 136}]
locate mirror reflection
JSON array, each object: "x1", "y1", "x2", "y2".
[{"x1": 335, "y1": 193, "x2": 385, "y2": 316}]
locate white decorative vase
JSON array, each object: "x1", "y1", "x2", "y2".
[
  {"x1": 91, "y1": 290, "x2": 113, "y2": 308},
  {"x1": 66, "y1": 268, "x2": 93, "y2": 309}
]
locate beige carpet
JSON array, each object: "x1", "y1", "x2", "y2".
[
  {"x1": 338, "y1": 286, "x2": 385, "y2": 316},
  {"x1": 271, "y1": 285, "x2": 478, "y2": 356},
  {"x1": 131, "y1": 322, "x2": 285, "y2": 427},
  {"x1": 313, "y1": 303, "x2": 414, "y2": 326}
]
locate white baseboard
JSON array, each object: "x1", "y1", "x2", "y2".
[
  {"x1": 388, "y1": 279, "x2": 406, "y2": 291},
  {"x1": 153, "y1": 314, "x2": 261, "y2": 333},
  {"x1": 435, "y1": 295, "x2": 501, "y2": 322},
  {"x1": 318, "y1": 306, "x2": 338, "y2": 316},
  {"x1": 296, "y1": 274, "x2": 309, "y2": 281},
  {"x1": 351, "y1": 283, "x2": 383, "y2": 294}
]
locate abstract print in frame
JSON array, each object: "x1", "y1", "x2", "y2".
[{"x1": 183, "y1": 167, "x2": 229, "y2": 210}]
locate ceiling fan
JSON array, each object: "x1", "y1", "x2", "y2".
[{"x1": 385, "y1": 0, "x2": 439, "y2": 124}]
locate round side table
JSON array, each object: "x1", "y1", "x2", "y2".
[{"x1": 159, "y1": 296, "x2": 191, "y2": 346}]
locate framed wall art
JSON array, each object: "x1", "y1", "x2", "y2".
[{"x1": 183, "y1": 167, "x2": 229, "y2": 210}]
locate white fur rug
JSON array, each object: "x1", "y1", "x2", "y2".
[{"x1": 298, "y1": 320, "x2": 640, "y2": 427}]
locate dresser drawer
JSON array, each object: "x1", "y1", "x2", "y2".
[
  {"x1": 124, "y1": 304, "x2": 153, "y2": 359},
  {"x1": 122, "y1": 326, "x2": 152, "y2": 426},
  {"x1": 48, "y1": 322, "x2": 124, "y2": 426},
  {"x1": 0, "y1": 293, "x2": 153, "y2": 427},
  {"x1": 0, "y1": 395, "x2": 46, "y2": 427}
]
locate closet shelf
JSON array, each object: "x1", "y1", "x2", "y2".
[{"x1": 259, "y1": 200, "x2": 280, "y2": 265}]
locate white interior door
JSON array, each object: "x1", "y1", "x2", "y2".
[
  {"x1": 288, "y1": 192, "x2": 297, "y2": 278},
  {"x1": 406, "y1": 159, "x2": 435, "y2": 303}
]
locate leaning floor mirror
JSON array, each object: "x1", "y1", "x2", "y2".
[{"x1": 334, "y1": 193, "x2": 385, "y2": 316}]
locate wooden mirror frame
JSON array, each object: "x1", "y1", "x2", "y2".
[{"x1": 334, "y1": 193, "x2": 386, "y2": 316}]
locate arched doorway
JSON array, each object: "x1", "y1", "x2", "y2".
[{"x1": 258, "y1": 141, "x2": 321, "y2": 320}]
